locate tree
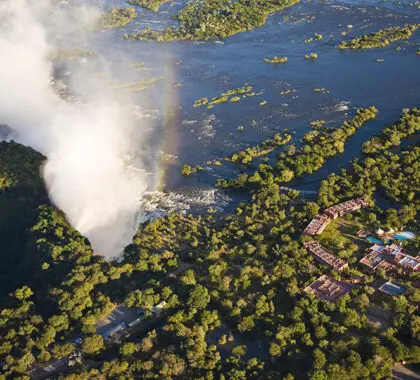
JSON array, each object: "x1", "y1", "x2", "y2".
[
  {"x1": 182, "y1": 165, "x2": 192, "y2": 176},
  {"x1": 48, "y1": 314, "x2": 69, "y2": 332},
  {"x1": 354, "y1": 294, "x2": 370, "y2": 309},
  {"x1": 237, "y1": 316, "x2": 255, "y2": 332},
  {"x1": 410, "y1": 315, "x2": 420, "y2": 340},
  {"x1": 181, "y1": 269, "x2": 196, "y2": 285},
  {"x1": 270, "y1": 342, "x2": 282, "y2": 357},
  {"x1": 159, "y1": 352, "x2": 186, "y2": 377},
  {"x1": 367, "y1": 213, "x2": 377, "y2": 224},
  {"x1": 82, "y1": 334, "x2": 104, "y2": 355},
  {"x1": 313, "y1": 348, "x2": 326, "y2": 370},
  {"x1": 304, "y1": 202, "x2": 320, "y2": 219},
  {"x1": 314, "y1": 325, "x2": 327, "y2": 340},
  {"x1": 278, "y1": 169, "x2": 295, "y2": 182},
  {"x1": 232, "y1": 345, "x2": 247, "y2": 357},
  {"x1": 120, "y1": 342, "x2": 138, "y2": 357},
  {"x1": 14, "y1": 286, "x2": 33, "y2": 301},
  {"x1": 187, "y1": 285, "x2": 210, "y2": 310},
  {"x1": 52, "y1": 343, "x2": 75, "y2": 360}
]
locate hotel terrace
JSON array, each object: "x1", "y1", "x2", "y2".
[
  {"x1": 360, "y1": 244, "x2": 420, "y2": 272},
  {"x1": 303, "y1": 198, "x2": 368, "y2": 236},
  {"x1": 304, "y1": 240, "x2": 348, "y2": 271},
  {"x1": 324, "y1": 198, "x2": 369, "y2": 220},
  {"x1": 304, "y1": 275, "x2": 352, "y2": 302}
]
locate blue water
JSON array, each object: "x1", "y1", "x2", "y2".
[
  {"x1": 380, "y1": 282, "x2": 405, "y2": 296},
  {"x1": 394, "y1": 231, "x2": 416, "y2": 240},
  {"x1": 366, "y1": 236, "x2": 383, "y2": 245},
  {"x1": 61, "y1": 0, "x2": 420, "y2": 211}
]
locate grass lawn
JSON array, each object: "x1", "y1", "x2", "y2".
[{"x1": 314, "y1": 214, "x2": 371, "y2": 261}]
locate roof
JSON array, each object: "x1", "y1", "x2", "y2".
[
  {"x1": 101, "y1": 322, "x2": 126, "y2": 339},
  {"x1": 304, "y1": 274, "x2": 352, "y2": 302},
  {"x1": 304, "y1": 240, "x2": 348, "y2": 271}
]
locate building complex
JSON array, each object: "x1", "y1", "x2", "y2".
[
  {"x1": 303, "y1": 214, "x2": 331, "y2": 235},
  {"x1": 324, "y1": 198, "x2": 369, "y2": 219},
  {"x1": 304, "y1": 275, "x2": 353, "y2": 302},
  {"x1": 303, "y1": 198, "x2": 368, "y2": 236},
  {"x1": 360, "y1": 244, "x2": 420, "y2": 272},
  {"x1": 304, "y1": 240, "x2": 348, "y2": 271}
]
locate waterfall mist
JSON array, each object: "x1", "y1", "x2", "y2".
[{"x1": 0, "y1": 0, "x2": 155, "y2": 258}]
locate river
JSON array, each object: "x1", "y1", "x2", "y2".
[{"x1": 67, "y1": 0, "x2": 420, "y2": 212}]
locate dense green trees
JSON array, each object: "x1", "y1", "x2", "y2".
[
  {"x1": 98, "y1": 7, "x2": 137, "y2": 29},
  {"x1": 126, "y1": 0, "x2": 300, "y2": 41},
  {"x1": 218, "y1": 107, "x2": 378, "y2": 189},
  {"x1": 82, "y1": 334, "x2": 104, "y2": 355},
  {"x1": 0, "y1": 141, "x2": 46, "y2": 295},
  {"x1": 228, "y1": 131, "x2": 291, "y2": 165},
  {"x1": 338, "y1": 24, "x2": 420, "y2": 49},
  {"x1": 128, "y1": 0, "x2": 171, "y2": 12},
  {"x1": 362, "y1": 108, "x2": 420, "y2": 154},
  {"x1": 0, "y1": 100, "x2": 419, "y2": 379}
]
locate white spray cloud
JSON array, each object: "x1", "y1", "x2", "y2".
[{"x1": 0, "y1": 0, "x2": 154, "y2": 258}]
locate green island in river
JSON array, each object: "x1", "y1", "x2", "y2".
[
  {"x1": 338, "y1": 24, "x2": 420, "y2": 49},
  {"x1": 128, "y1": 0, "x2": 173, "y2": 12},
  {"x1": 98, "y1": 7, "x2": 137, "y2": 29},
  {"x1": 125, "y1": 0, "x2": 300, "y2": 41}
]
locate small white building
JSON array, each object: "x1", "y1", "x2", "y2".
[
  {"x1": 375, "y1": 228, "x2": 385, "y2": 236},
  {"x1": 152, "y1": 301, "x2": 167, "y2": 316}
]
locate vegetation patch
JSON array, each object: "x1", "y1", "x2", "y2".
[
  {"x1": 125, "y1": 0, "x2": 300, "y2": 41},
  {"x1": 98, "y1": 8, "x2": 137, "y2": 29},
  {"x1": 193, "y1": 85, "x2": 261, "y2": 109},
  {"x1": 0, "y1": 107, "x2": 419, "y2": 379},
  {"x1": 128, "y1": 0, "x2": 172, "y2": 12},
  {"x1": 338, "y1": 24, "x2": 420, "y2": 49},
  {"x1": 304, "y1": 33, "x2": 323, "y2": 43},
  {"x1": 181, "y1": 164, "x2": 204, "y2": 176},
  {"x1": 304, "y1": 52, "x2": 318, "y2": 60},
  {"x1": 314, "y1": 217, "x2": 368, "y2": 263},
  {"x1": 314, "y1": 87, "x2": 329, "y2": 94},
  {"x1": 227, "y1": 131, "x2": 292, "y2": 165},
  {"x1": 218, "y1": 107, "x2": 378, "y2": 189},
  {"x1": 263, "y1": 56, "x2": 288, "y2": 64},
  {"x1": 362, "y1": 108, "x2": 420, "y2": 154},
  {"x1": 280, "y1": 89, "x2": 296, "y2": 95}
]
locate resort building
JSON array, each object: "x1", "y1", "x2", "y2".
[
  {"x1": 101, "y1": 322, "x2": 126, "y2": 341},
  {"x1": 324, "y1": 198, "x2": 368, "y2": 219},
  {"x1": 303, "y1": 198, "x2": 369, "y2": 237},
  {"x1": 304, "y1": 240, "x2": 348, "y2": 271},
  {"x1": 382, "y1": 244, "x2": 420, "y2": 271},
  {"x1": 304, "y1": 275, "x2": 352, "y2": 302},
  {"x1": 360, "y1": 244, "x2": 387, "y2": 270},
  {"x1": 360, "y1": 244, "x2": 420, "y2": 272},
  {"x1": 303, "y1": 214, "x2": 331, "y2": 236}
]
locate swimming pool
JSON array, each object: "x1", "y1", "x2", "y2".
[
  {"x1": 394, "y1": 231, "x2": 416, "y2": 241},
  {"x1": 366, "y1": 236, "x2": 383, "y2": 245},
  {"x1": 379, "y1": 282, "x2": 405, "y2": 296}
]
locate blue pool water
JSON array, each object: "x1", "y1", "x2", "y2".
[
  {"x1": 380, "y1": 282, "x2": 405, "y2": 296},
  {"x1": 394, "y1": 232, "x2": 415, "y2": 241},
  {"x1": 366, "y1": 236, "x2": 383, "y2": 245}
]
